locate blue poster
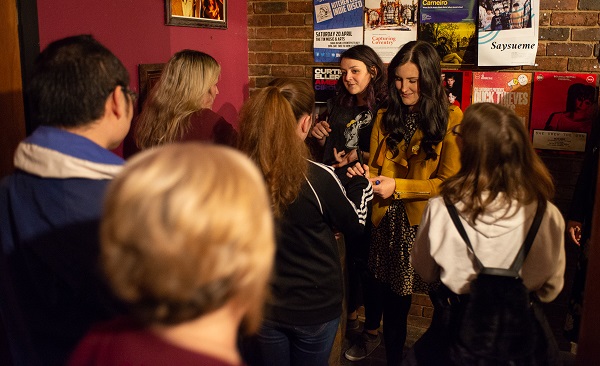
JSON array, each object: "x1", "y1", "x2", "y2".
[
  {"x1": 420, "y1": 0, "x2": 476, "y2": 23},
  {"x1": 314, "y1": 0, "x2": 364, "y2": 63}
]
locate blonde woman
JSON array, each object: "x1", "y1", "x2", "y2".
[
  {"x1": 134, "y1": 50, "x2": 237, "y2": 151},
  {"x1": 69, "y1": 143, "x2": 275, "y2": 366},
  {"x1": 238, "y1": 79, "x2": 373, "y2": 366}
]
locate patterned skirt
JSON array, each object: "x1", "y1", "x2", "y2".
[{"x1": 368, "y1": 200, "x2": 429, "y2": 296}]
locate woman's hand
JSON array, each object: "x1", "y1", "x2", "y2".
[
  {"x1": 333, "y1": 148, "x2": 358, "y2": 168},
  {"x1": 311, "y1": 121, "x2": 331, "y2": 147},
  {"x1": 369, "y1": 175, "x2": 396, "y2": 199},
  {"x1": 566, "y1": 220, "x2": 582, "y2": 246},
  {"x1": 346, "y1": 161, "x2": 369, "y2": 178}
]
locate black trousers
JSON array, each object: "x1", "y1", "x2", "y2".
[{"x1": 363, "y1": 273, "x2": 412, "y2": 366}]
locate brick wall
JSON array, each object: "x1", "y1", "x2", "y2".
[
  {"x1": 248, "y1": 0, "x2": 600, "y2": 92},
  {"x1": 247, "y1": 0, "x2": 599, "y2": 346}
]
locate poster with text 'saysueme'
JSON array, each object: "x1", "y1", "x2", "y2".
[{"x1": 477, "y1": 0, "x2": 539, "y2": 66}]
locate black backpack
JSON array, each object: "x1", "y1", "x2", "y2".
[{"x1": 445, "y1": 199, "x2": 548, "y2": 365}]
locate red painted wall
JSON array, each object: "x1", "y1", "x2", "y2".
[{"x1": 36, "y1": 0, "x2": 248, "y2": 139}]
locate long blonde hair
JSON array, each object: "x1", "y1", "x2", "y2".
[
  {"x1": 135, "y1": 50, "x2": 220, "y2": 149},
  {"x1": 442, "y1": 103, "x2": 554, "y2": 222},
  {"x1": 238, "y1": 79, "x2": 313, "y2": 218}
]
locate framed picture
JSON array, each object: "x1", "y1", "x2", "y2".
[
  {"x1": 138, "y1": 63, "x2": 165, "y2": 112},
  {"x1": 166, "y1": 0, "x2": 227, "y2": 29}
]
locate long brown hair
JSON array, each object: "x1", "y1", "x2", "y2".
[
  {"x1": 238, "y1": 79, "x2": 313, "y2": 217},
  {"x1": 442, "y1": 103, "x2": 554, "y2": 223},
  {"x1": 135, "y1": 50, "x2": 220, "y2": 149},
  {"x1": 383, "y1": 40, "x2": 449, "y2": 160}
]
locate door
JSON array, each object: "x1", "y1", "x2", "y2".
[{"x1": 0, "y1": 0, "x2": 26, "y2": 178}]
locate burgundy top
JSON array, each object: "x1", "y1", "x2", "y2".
[
  {"x1": 181, "y1": 109, "x2": 238, "y2": 147},
  {"x1": 123, "y1": 109, "x2": 237, "y2": 159},
  {"x1": 68, "y1": 317, "x2": 243, "y2": 366}
]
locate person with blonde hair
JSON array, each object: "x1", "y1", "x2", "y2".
[
  {"x1": 68, "y1": 143, "x2": 275, "y2": 365},
  {"x1": 409, "y1": 102, "x2": 565, "y2": 365},
  {"x1": 134, "y1": 49, "x2": 237, "y2": 152},
  {"x1": 238, "y1": 78, "x2": 373, "y2": 366}
]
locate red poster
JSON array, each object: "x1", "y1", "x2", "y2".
[
  {"x1": 443, "y1": 69, "x2": 473, "y2": 112},
  {"x1": 529, "y1": 72, "x2": 597, "y2": 152},
  {"x1": 472, "y1": 71, "x2": 533, "y2": 128},
  {"x1": 530, "y1": 72, "x2": 597, "y2": 134}
]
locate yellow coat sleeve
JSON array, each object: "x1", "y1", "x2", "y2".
[{"x1": 369, "y1": 105, "x2": 463, "y2": 226}]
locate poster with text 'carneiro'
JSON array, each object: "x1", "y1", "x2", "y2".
[
  {"x1": 477, "y1": 0, "x2": 539, "y2": 66},
  {"x1": 314, "y1": 0, "x2": 364, "y2": 62},
  {"x1": 419, "y1": 0, "x2": 477, "y2": 66},
  {"x1": 472, "y1": 71, "x2": 533, "y2": 127},
  {"x1": 363, "y1": 0, "x2": 417, "y2": 62},
  {"x1": 530, "y1": 72, "x2": 597, "y2": 152}
]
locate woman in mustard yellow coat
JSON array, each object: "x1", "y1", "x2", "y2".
[{"x1": 345, "y1": 40, "x2": 462, "y2": 365}]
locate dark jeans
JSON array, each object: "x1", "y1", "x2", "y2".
[
  {"x1": 363, "y1": 273, "x2": 412, "y2": 366},
  {"x1": 248, "y1": 317, "x2": 339, "y2": 366}
]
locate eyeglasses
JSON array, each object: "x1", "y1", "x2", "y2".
[
  {"x1": 451, "y1": 124, "x2": 462, "y2": 136},
  {"x1": 109, "y1": 85, "x2": 138, "y2": 102},
  {"x1": 121, "y1": 86, "x2": 138, "y2": 103}
]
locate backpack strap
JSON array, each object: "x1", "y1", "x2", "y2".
[
  {"x1": 508, "y1": 199, "x2": 546, "y2": 272},
  {"x1": 444, "y1": 197, "x2": 547, "y2": 273},
  {"x1": 443, "y1": 196, "x2": 484, "y2": 270}
]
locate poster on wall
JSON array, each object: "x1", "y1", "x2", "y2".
[
  {"x1": 313, "y1": 67, "x2": 341, "y2": 103},
  {"x1": 314, "y1": 0, "x2": 364, "y2": 63},
  {"x1": 477, "y1": 0, "x2": 538, "y2": 66},
  {"x1": 530, "y1": 72, "x2": 598, "y2": 152},
  {"x1": 363, "y1": 0, "x2": 417, "y2": 62},
  {"x1": 442, "y1": 69, "x2": 473, "y2": 112},
  {"x1": 419, "y1": 0, "x2": 477, "y2": 66},
  {"x1": 472, "y1": 71, "x2": 533, "y2": 127}
]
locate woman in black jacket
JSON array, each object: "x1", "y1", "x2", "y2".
[{"x1": 239, "y1": 78, "x2": 373, "y2": 366}]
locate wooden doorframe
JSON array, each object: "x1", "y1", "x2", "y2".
[
  {"x1": 17, "y1": 0, "x2": 40, "y2": 135},
  {"x1": 0, "y1": 0, "x2": 39, "y2": 178}
]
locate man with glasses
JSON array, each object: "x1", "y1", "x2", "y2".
[{"x1": 0, "y1": 34, "x2": 134, "y2": 365}]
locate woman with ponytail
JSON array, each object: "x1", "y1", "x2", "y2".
[{"x1": 239, "y1": 78, "x2": 373, "y2": 366}]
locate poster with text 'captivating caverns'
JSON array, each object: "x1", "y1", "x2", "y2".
[
  {"x1": 472, "y1": 71, "x2": 532, "y2": 128},
  {"x1": 314, "y1": 0, "x2": 364, "y2": 62}
]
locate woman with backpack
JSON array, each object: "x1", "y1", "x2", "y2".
[{"x1": 408, "y1": 102, "x2": 565, "y2": 365}]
